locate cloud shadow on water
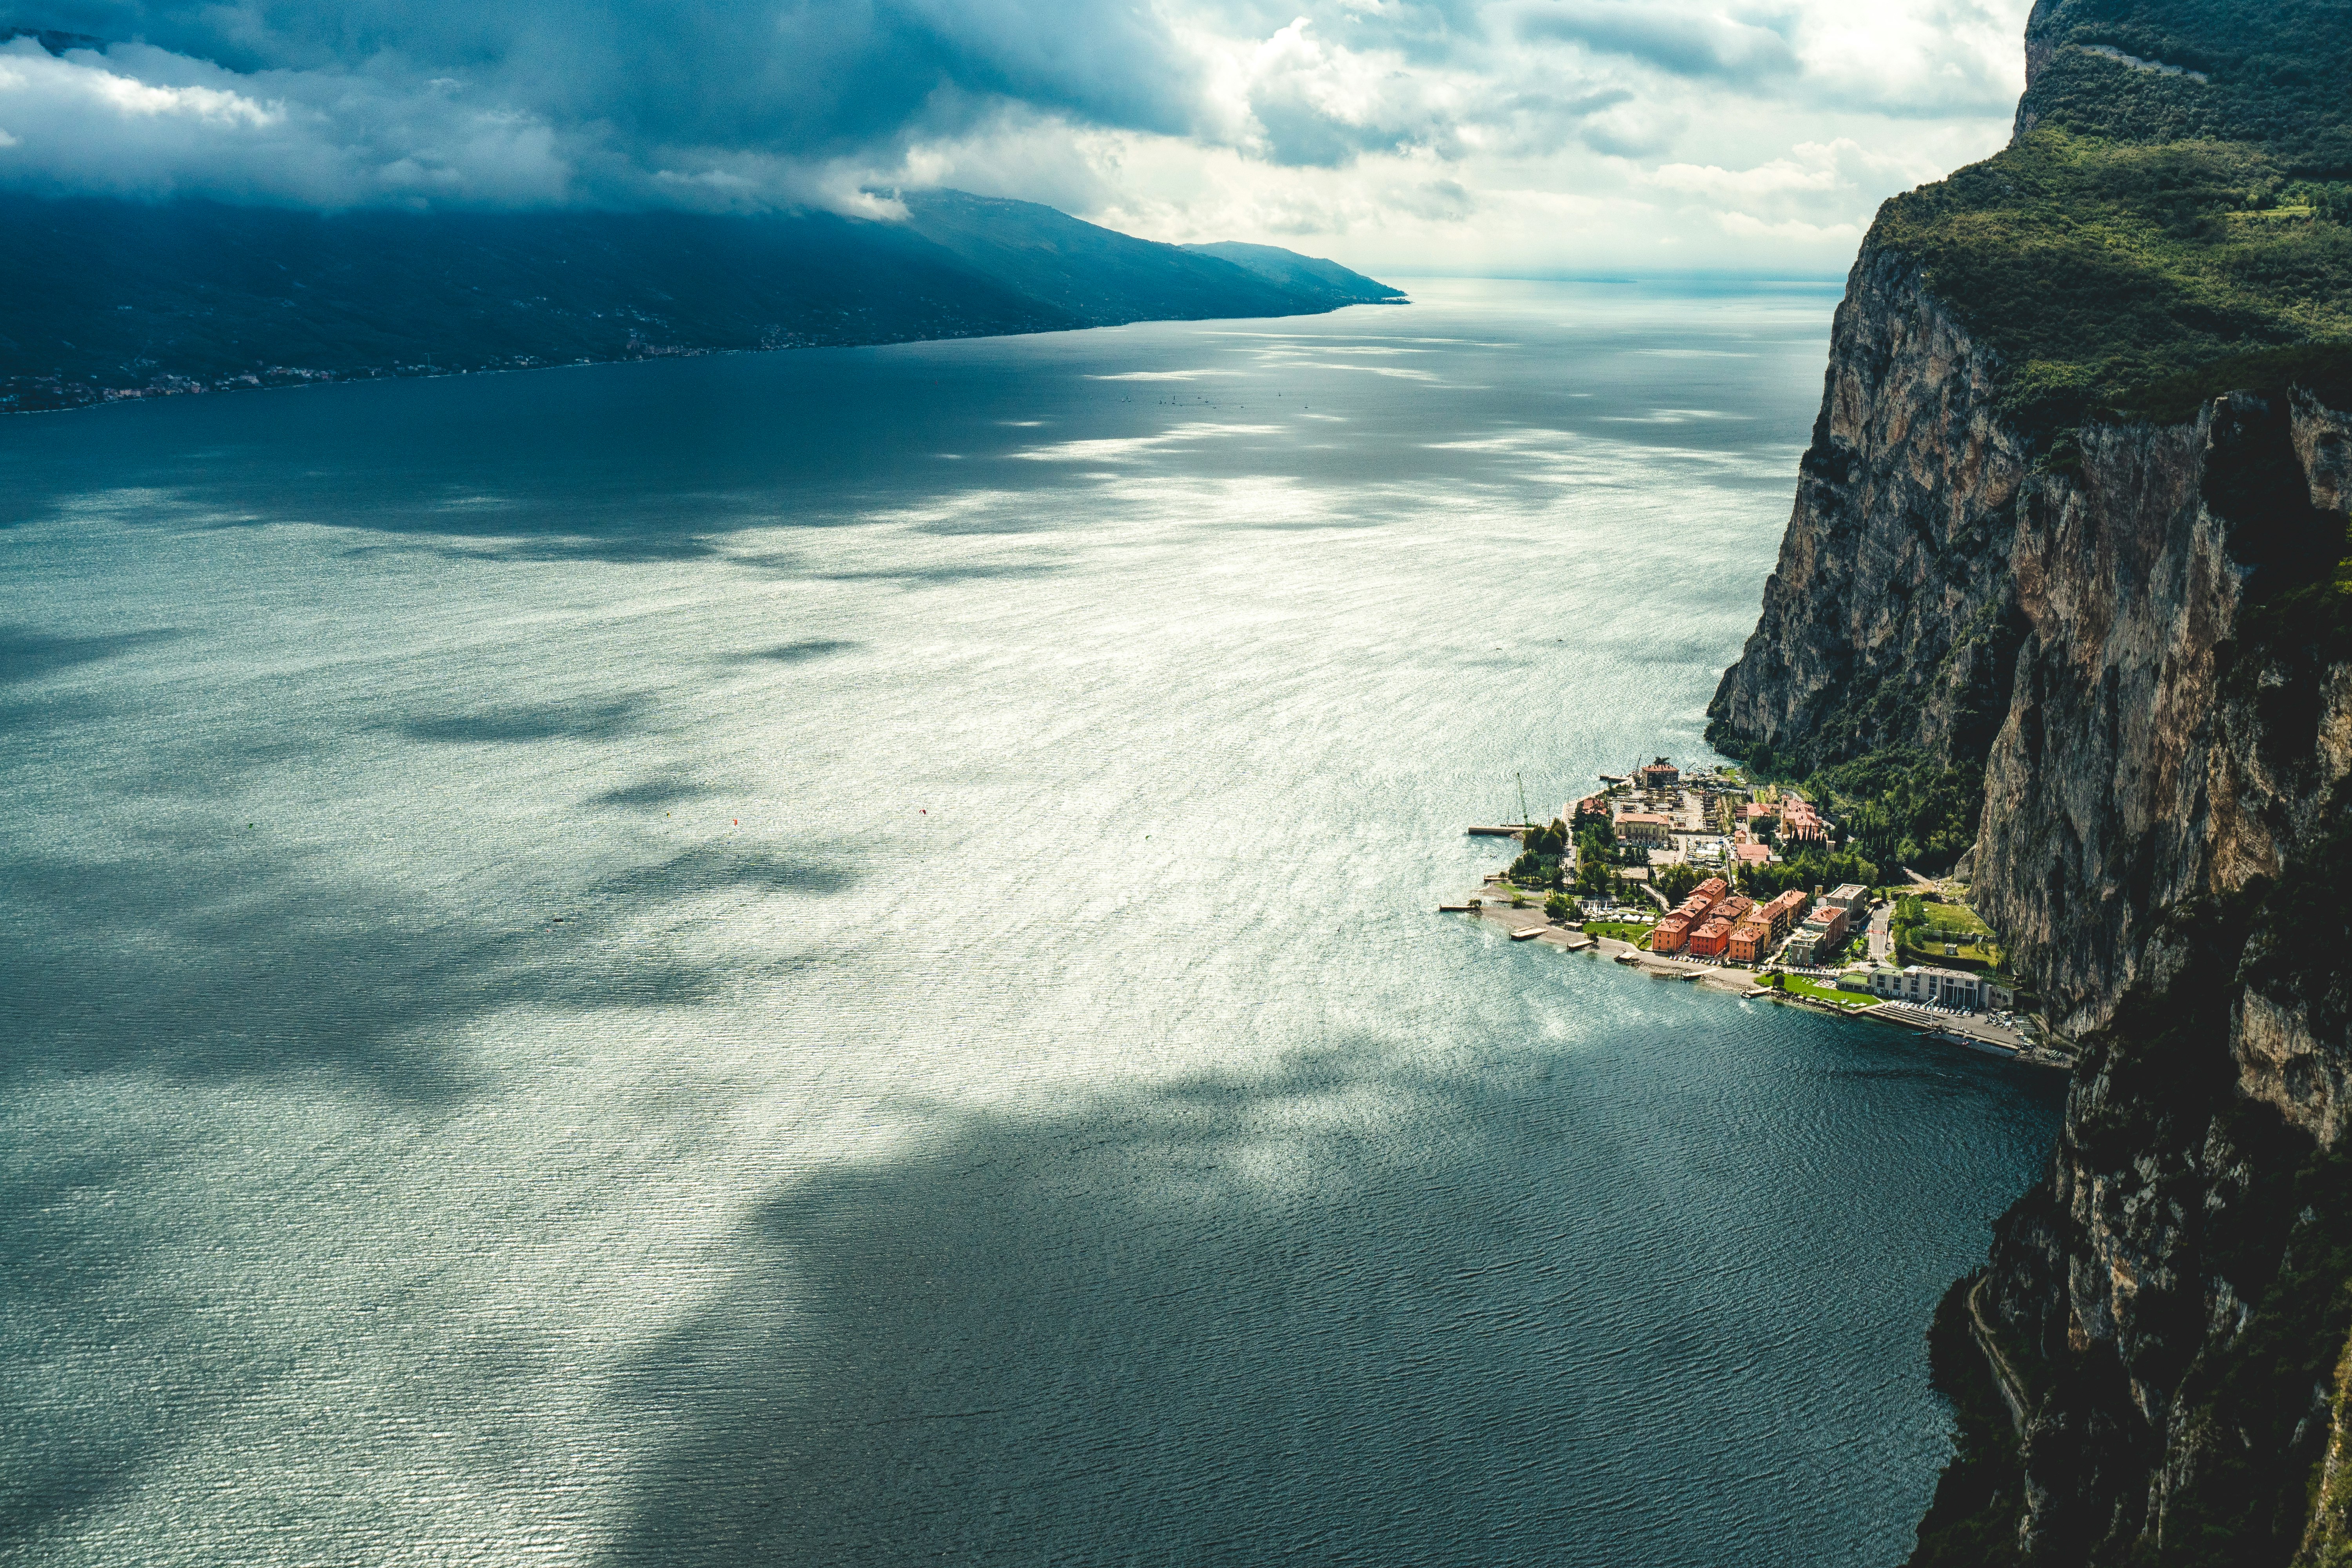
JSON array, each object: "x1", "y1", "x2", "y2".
[
  {"x1": 0, "y1": 624, "x2": 181, "y2": 685},
  {"x1": 401, "y1": 698, "x2": 649, "y2": 744},
  {"x1": 592, "y1": 1041, "x2": 1739, "y2": 1568},
  {"x1": 591, "y1": 777, "x2": 714, "y2": 809},
  {"x1": 0, "y1": 815, "x2": 879, "y2": 1553},
  {"x1": 433, "y1": 536, "x2": 731, "y2": 566},
  {"x1": 805, "y1": 559, "x2": 1069, "y2": 588},
  {"x1": 0, "y1": 846, "x2": 708, "y2": 1098},
  {"x1": 0, "y1": 820, "x2": 872, "y2": 1099},
  {"x1": 744, "y1": 640, "x2": 861, "y2": 664},
  {"x1": 0, "y1": 818, "x2": 877, "y2": 1559},
  {"x1": 603, "y1": 843, "x2": 868, "y2": 900}
]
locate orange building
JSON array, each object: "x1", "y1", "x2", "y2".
[
  {"x1": 1728, "y1": 919, "x2": 1773, "y2": 965},
  {"x1": 1668, "y1": 877, "x2": 1730, "y2": 927},
  {"x1": 1688, "y1": 915, "x2": 1735, "y2": 959},
  {"x1": 1651, "y1": 915, "x2": 1692, "y2": 954},
  {"x1": 1760, "y1": 889, "x2": 1809, "y2": 938},
  {"x1": 1714, "y1": 894, "x2": 1754, "y2": 927}
]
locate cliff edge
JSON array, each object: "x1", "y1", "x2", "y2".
[{"x1": 1708, "y1": 1, "x2": 2352, "y2": 1561}]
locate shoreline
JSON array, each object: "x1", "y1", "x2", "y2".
[{"x1": 1450, "y1": 893, "x2": 2069, "y2": 1069}]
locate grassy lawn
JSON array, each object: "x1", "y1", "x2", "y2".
[
  {"x1": 1582, "y1": 922, "x2": 1654, "y2": 947},
  {"x1": 1777, "y1": 975, "x2": 1878, "y2": 1009},
  {"x1": 1899, "y1": 900, "x2": 2005, "y2": 969},
  {"x1": 1904, "y1": 938, "x2": 2003, "y2": 968},
  {"x1": 1921, "y1": 904, "x2": 1993, "y2": 940}
]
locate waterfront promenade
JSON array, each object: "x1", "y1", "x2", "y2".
[{"x1": 1450, "y1": 891, "x2": 2052, "y2": 1061}]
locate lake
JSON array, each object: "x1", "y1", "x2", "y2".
[{"x1": 0, "y1": 279, "x2": 2061, "y2": 1566}]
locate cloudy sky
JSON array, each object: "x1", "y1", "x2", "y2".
[{"x1": 0, "y1": 0, "x2": 2034, "y2": 274}]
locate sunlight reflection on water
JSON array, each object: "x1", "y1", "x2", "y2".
[{"x1": 1, "y1": 280, "x2": 2059, "y2": 1567}]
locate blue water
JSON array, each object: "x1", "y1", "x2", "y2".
[{"x1": 1, "y1": 279, "x2": 2060, "y2": 1566}]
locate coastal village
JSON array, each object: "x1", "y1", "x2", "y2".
[{"x1": 1452, "y1": 756, "x2": 2073, "y2": 1067}]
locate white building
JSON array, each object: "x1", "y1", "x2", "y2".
[
  {"x1": 1825, "y1": 884, "x2": 1871, "y2": 916},
  {"x1": 1864, "y1": 965, "x2": 2014, "y2": 1011}
]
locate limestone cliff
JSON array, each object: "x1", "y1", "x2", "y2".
[{"x1": 1708, "y1": 4, "x2": 2352, "y2": 1552}]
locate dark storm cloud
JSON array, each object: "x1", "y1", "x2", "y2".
[
  {"x1": 0, "y1": 0, "x2": 2029, "y2": 246},
  {"x1": 29, "y1": 0, "x2": 1201, "y2": 150},
  {"x1": 0, "y1": 0, "x2": 1204, "y2": 206}
]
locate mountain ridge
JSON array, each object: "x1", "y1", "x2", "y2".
[{"x1": 0, "y1": 191, "x2": 1401, "y2": 414}]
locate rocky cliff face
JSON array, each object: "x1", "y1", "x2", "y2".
[
  {"x1": 1707, "y1": 247, "x2": 2025, "y2": 787},
  {"x1": 1713, "y1": 234, "x2": 2352, "y2": 1566}
]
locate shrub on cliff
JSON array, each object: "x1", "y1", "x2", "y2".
[{"x1": 1875, "y1": 129, "x2": 2352, "y2": 447}]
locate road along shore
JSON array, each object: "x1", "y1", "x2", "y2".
[{"x1": 1446, "y1": 893, "x2": 2067, "y2": 1067}]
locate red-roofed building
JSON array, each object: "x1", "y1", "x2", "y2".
[
  {"x1": 1782, "y1": 903, "x2": 1849, "y2": 966},
  {"x1": 1671, "y1": 896, "x2": 1714, "y2": 925},
  {"x1": 1778, "y1": 795, "x2": 1826, "y2": 843},
  {"x1": 1688, "y1": 915, "x2": 1735, "y2": 959},
  {"x1": 1651, "y1": 915, "x2": 1692, "y2": 954},
  {"x1": 1614, "y1": 811, "x2": 1673, "y2": 846},
  {"x1": 1760, "y1": 889, "x2": 1810, "y2": 938}
]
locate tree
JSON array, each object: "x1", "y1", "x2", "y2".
[
  {"x1": 1574, "y1": 855, "x2": 1614, "y2": 898},
  {"x1": 1655, "y1": 862, "x2": 1702, "y2": 902},
  {"x1": 1545, "y1": 892, "x2": 1580, "y2": 924}
]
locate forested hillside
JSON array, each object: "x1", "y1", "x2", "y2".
[{"x1": 0, "y1": 191, "x2": 1400, "y2": 413}]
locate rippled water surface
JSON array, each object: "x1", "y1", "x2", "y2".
[{"x1": 3, "y1": 280, "x2": 2061, "y2": 1566}]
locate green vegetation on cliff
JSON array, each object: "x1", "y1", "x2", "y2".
[
  {"x1": 1870, "y1": 0, "x2": 2352, "y2": 443},
  {"x1": 1882, "y1": 125, "x2": 2352, "y2": 444},
  {"x1": 2018, "y1": 0, "x2": 2352, "y2": 166},
  {"x1": 1729, "y1": 743, "x2": 1988, "y2": 873},
  {"x1": 1878, "y1": 128, "x2": 2352, "y2": 439}
]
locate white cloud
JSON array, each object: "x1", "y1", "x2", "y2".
[
  {"x1": 0, "y1": 36, "x2": 571, "y2": 205},
  {"x1": 0, "y1": 0, "x2": 2038, "y2": 270}
]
